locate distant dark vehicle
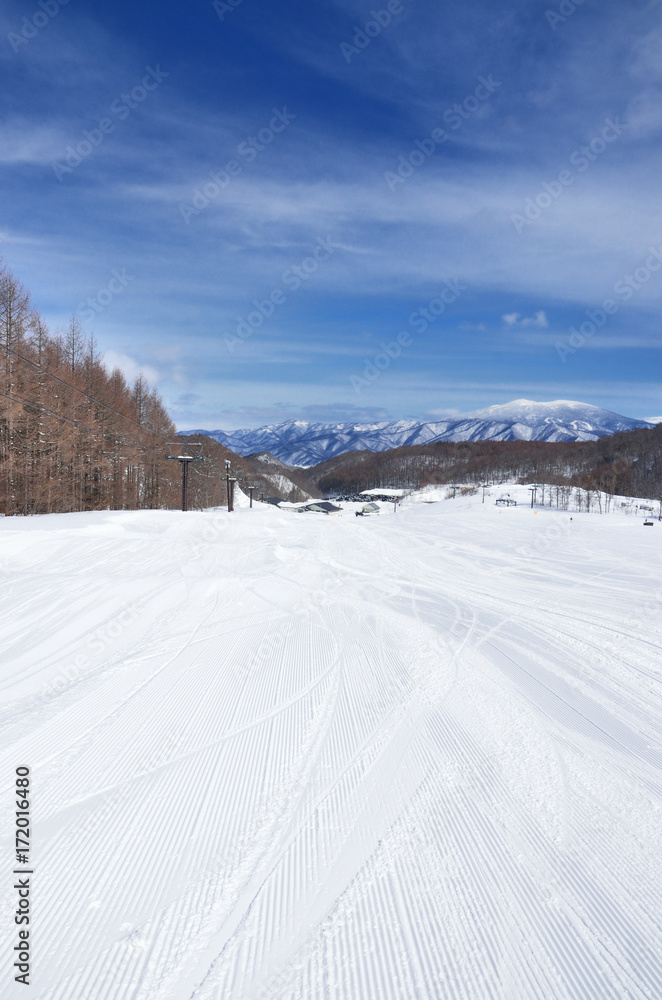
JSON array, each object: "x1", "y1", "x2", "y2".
[{"x1": 644, "y1": 520, "x2": 654, "y2": 526}]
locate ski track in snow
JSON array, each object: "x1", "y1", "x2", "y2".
[{"x1": 1, "y1": 494, "x2": 661, "y2": 999}]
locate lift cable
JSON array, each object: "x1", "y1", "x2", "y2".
[
  {"x1": 0, "y1": 342, "x2": 159, "y2": 435},
  {"x1": 0, "y1": 388, "x2": 148, "y2": 450}
]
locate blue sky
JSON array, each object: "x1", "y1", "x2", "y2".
[{"x1": 1, "y1": 0, "x2": 661, "y2": 429}]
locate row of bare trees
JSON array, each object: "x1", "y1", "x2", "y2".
[{"x1": 0, "y1": 259, "x2": 180, "y2": 515}]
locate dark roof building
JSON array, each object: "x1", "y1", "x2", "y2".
[{"x1": 305, "y1": 501, "x2": 343, "y2": 515}]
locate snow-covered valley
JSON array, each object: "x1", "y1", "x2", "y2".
[{"x1": 2, "y1": 489, "x2": 661, "y2": 999}]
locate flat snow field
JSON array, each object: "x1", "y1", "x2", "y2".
[{"x1": 1, "y1": 491, "x2": 662, "y2": 999}]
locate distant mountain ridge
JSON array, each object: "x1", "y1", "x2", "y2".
[{"x1": 182, "y1": 400, "x2": 653, "y2": 467}]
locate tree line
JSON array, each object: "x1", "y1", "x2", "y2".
[
  {"x1": 0, "y1": 255, "x2": 313, "y2": 516},
  {"x1": 312, "y1": 428, "x2": 662, "y2": 501},
  {"x1": 0, "y1": 259, "x2": 179, "y2": 515}
]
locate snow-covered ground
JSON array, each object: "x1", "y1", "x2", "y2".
[{"x1": 1, "y1": 489, "x2": 661, "y2": 999}]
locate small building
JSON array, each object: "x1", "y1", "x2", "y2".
[
  {"x1": 360, "y1": 489, "x2": 406, "y2": 499},
  {"x1": 305, "y1": 501, "x2": 343, "y2": 515},
  {"x1": 496, "y1": 498, "x2": 517, "y2": 507},
  {"x1": 355, "y1": 502, "x2": 380, "y2": 517}
]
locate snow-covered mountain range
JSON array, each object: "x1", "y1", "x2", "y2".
[{"x1": 184, "y1": 400, "x2": 654, "y2": 467}]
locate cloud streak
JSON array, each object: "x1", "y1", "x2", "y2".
[{"x1": 1, "y1": 0, "x2": 660, "y2": 428}]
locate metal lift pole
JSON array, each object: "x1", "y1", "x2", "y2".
[
  {"x1": 181, "y1": 459, "x2": 189, "y2": 512},
  {"x1": 166, "y1": 443, "x2": 205, "y2": 512}
]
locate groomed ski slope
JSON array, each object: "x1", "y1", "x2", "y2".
[{"x1": 1, "y1": 488, "x2": 661, "y2": 999}]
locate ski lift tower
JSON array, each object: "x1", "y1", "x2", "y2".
[
  {"x1": 481, "y1": 483, "x2": 491, "y2": 504},
  {"x1": 166, "y1": 442, "x2": 205, "y2": 512},
  {"x1": 528, "y1": 483, "x2": 543, "y2": 509},
  {"x1": 225, "y1": 459, "x2": 235, "y2": 513}
]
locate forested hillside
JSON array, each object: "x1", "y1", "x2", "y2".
[
  {"x1": 0, "y1": 256, "x2": 317, "y2": 515},
  {"x1": 311, "y1": 427, "x2": 662, "y2": 500},
  {"x1": 176, "y1": 435, "x2": 313, "y2": 508},
  {"x1": 0, "y1": 259, "x2": 177, "y2": 515}
]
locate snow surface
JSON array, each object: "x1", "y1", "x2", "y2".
[
  {"x1": 185, "y1": 399, "x2": 652, "y2": 466},
  {"x1": 2, "y1": 490, "x2": 662, "y2": 999},
  {"x1": 360, "y1": 488, "x2": 407, "y2": 497}
]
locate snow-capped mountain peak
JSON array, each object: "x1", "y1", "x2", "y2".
[{"x1": 182, "y1": 400, "x2": 651, "y2": 467}]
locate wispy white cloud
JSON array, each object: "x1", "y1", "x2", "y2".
[
  {"x1": 176, "y1": 399, "x2": 392, "y2": 431},
  {"x1": 0, "y1": 123, "x2": 68, "y2": 164},
  {"x1": 502, "y1": 311, "x2": 548, "y2": 328},
  {"x1": 103, "y1": 350, "x2": 159, "y2": 386}
]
